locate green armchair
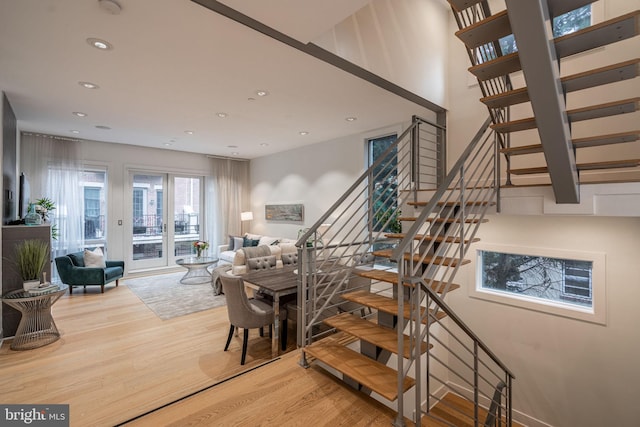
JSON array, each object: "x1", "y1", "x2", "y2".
[{"x1": 54, "y1": 251, "x2": 124, "y2": 294}]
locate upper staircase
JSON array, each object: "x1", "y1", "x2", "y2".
[
  {"x1": 452, "y1": 0, "x2": 640, "y2": 202},
  {"x1": 293, "y1": 1, "x2": 639, "y2": 426}
]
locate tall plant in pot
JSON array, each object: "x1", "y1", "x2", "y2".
[{"x1": 14, "y1": 239, "x2": 49, "y2": 290}]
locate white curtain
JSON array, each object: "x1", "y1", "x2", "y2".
[
  {"x1": 206, "y1": 157, "x2": 249, "y2": 251},
  {"x1": 21, "y1": 134, "x2": 85, "y2": 260}
]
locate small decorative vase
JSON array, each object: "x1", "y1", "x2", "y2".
[
  {"x1": 24, "y1": 207, "x2": 42, "y2": 226},
  {"x1": 196, "y1": 248, "x2": 202, "y2": 258},
  {"x1": 23, "y1": 279, "x2": 41, "y2": 291}
]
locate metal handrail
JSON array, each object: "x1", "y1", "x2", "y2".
[
  {"x1": 392, "y1": 116, "x2": 492, "y2": 259},
  {"x1": 421, "y1": 280, "x2": 515, "y2": 378}
]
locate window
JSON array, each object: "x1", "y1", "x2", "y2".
[
  {"x1": 82, "y1": 169, "x2": 107, "y2": 244},
  {"x1": 471, "y1": 243, "x2": 606, "y2": 324},
  {"x1": 499, "y1": 5, "x2": 591, "y2": 56},
  {"x1": 368, "y1": 134, "x2": 399, "y2": 233}
]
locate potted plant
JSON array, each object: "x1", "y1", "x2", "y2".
[{"x1": 14, "y1": 239, "x2": 49, "y2": 290}]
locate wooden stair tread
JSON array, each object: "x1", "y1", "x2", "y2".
[
  {"x1": 407, "y1": 200, "x2": 494, "y2": 207},
  {"x1": 384, "y1": 233, "x2": 480, "y2": 245},
  {"x1": 342, "y1": 290, "x2": 448, "y2": 323},
  {"x1": 501, "y1": 130, "x2": 640, "y2": 155},
  {"x1": 455, "y1": 10, "x2": 510, "y2": 49},
  {"x1": 492, "y1": 98, "x2": 640, "y2": 133},
  {"x1": 470, "y1": 11, "x2": 640, "y2": 81},
  {"x1": 398, "y1": 216, "x2": 489, "y2": 224},
  {"x1": 482, "y1": 59, "x2": 640, "y2": 108},
  {"x1": 427, "y1": 393, "x2": 525, "y2": 427},
  {"x1": 323, "y1": 313, "x2": 430, "y2": 359},
  {"x1": 303, "y1": 342, "x2": 415, "y2": 401},
  {"x1": 510, "y1": 159, "x2": 640, "y2": 175},
  {"x1": 354, "y1": 270, "x2": 461, "y2": 293},
  {"x1": 372, "y1": 249, "x2": 471, "y2": 267}
]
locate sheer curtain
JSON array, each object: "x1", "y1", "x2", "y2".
[
  {"x1": 21, "y1": 134, "x2": 85, "y2": 262},
  {"x1": 205, "y1": 157, "x2": 249, "y2": 252}
]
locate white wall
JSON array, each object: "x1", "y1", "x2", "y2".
[
  {"x1": 249, "y1": 121, "x2": 410, "y2": 239},
  {"x1": 313, "y1": 0, "x2": 450, "y2": 108},
  {"x1": 450, "y1": 215, "x2": 640, "y2": 427}
]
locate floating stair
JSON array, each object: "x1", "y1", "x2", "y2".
[
  {"x1": 341, "y1": 290, "x2": 448, "y2": 323},
  {"x1": 372, "y1": 249, "x2": 471, "y2": 267},
  {"x1": 303, "y1": 343, "x2": 415, "y2": 401},
  {"x1": 408, "y1": 200, "x2": 494, "y2": 207},
  {"x1": 384, "y1": 233, "x2": 480, "y2": 245},
  {"x1": 354, "y1": 270, "x2": 461, "y2": 294},
  {"x1": 482, "y1": 59, "x2": 640, "y2": 109},
  {"x1": 501, "y1": 130, "x2": 640, "y2": 156},
  {"x1": 470, "y1": 11, "x2": 640, "y2": 81},
  {"x1": 323, "y1": 313, "x2": 430, "y2": 359},
  {"x1": 425, "y1": 393, "x2": 526, "y2": 427},
  {"x1": 510, "y1": 159, "x2": 640, "y2": 176},
  {"x1": 398, "y1": 216, "x2": 489, "y2": 224},
  {"x1": 492, "y1": 98, "x2": 640, "y2": 133}
]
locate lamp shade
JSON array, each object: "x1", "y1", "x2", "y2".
[{"x1": 241, "y1": 211, "x2": 253, "y2": 221}]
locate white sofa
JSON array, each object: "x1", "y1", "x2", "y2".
[{"x1": 217, "y1": 233, "x2": 298, "y2": 275}]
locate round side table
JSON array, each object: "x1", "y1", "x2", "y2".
[
  {"x1": 1, "y1": 285, "x2": 68, "y2": 351},
  {"x1": 176, "y1": 257, "x2": 218, "y2": 285}
]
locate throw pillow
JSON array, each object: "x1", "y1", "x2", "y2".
[
  {"x1": 243, "y1": 236, "x2": 260, "y2": 247},
  {"x1": 228, "y1": 235, "x2": 243, "y2": 251},
  {"x1": 84, "y1": 247, "x2": 106, "y2": 268},
  {"x1": 233, "y1": 237, "x2": 244, "y2": 252}
]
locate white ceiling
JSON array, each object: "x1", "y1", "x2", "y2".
[{"x1": 0, "y1": 0, "x2": 432, "y2": 159}]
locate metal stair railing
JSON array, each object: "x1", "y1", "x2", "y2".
[
  {"x1": 420, "y1": 280, "x2": 515, "y2": 427},
  {"x1": 296, "y1": 115, "x2": 445, "y2": 350},
  {"x1": 391, "y1": 116, "x2": 507, "y2": 425}
]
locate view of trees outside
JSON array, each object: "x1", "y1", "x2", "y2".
[
  {"x1": 498, "y1": 5, "x2": 591, "y2": 55},
  {"x1": 369, "y1": 134, "x2": 400, "y2": 233},
  {"x1": 480, "y1": 250, "x2": 593, "y2": 308}
]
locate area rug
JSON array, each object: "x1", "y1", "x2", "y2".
[{"x1": 124, "y1": 272, "x2": 226, "y2": 320}]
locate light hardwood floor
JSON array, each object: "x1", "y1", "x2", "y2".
[{"x1": 0, "y1": 278, "x2": 399, "y2": 426}]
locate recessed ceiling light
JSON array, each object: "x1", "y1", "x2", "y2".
[
  {"x1": 72, "y1": 111, "x2": 87, "y2": 117},
  {"x1": 216, "y1": 112, "x2": 228, "y2": 118},
  {"x1": 247, "y1": 97, "x2": 256, "y2": 102},
  {"x1": 346, "y1": 117, "x2": 357, "y2": 122},
  {"x1": 299, "y1": 131, "x2": 309, "y2": 136},
  {"x1": 164, "y1": 143, "x2": 172, "y2": 146},
  {"x1": 79, "y1": 81, "x2": 99, "y2": 89},
  {"x1": 260, "y1": 143, "x2": 269, "y2": 147},
  {"x1": 184, "y1": 130, "x2": 194, "y2": 135},
  {"x1": 256, "y1": 90, "x2": 269, "y2": 97},
  {"x1": 231, "y1": 152, "x2": 240, "y2": 156},
  {"x1": 70, "y1": 130, "x2": 80, "y2": 134},
  {"x1": 87, "y1": 38, "x2": 113, "y2": 50},
  {"x1": 95, "y1": 125, "x2": 111, "y2": 130},
  {"x1": 227, "y1": 145, "x2": 238, "y2": 148}
]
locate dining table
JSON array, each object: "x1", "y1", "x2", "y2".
[{"x1": 242, "y1": 266, "x2": 298, "y2": 358}]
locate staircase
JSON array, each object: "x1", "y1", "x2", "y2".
[
  {"x1": 293, "y1": 1, "x2": 639, "y2": 426},
  {"x1": 452, "y1": 0, "x2": 640, "y2": 201}
]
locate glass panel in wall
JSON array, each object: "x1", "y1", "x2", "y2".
[
  {"x1": 132, "y1": 173, "x2": 165, "y2": 263},
  {"x1": 479, "y1": 250, "x2": 593, "y2": 308},
  {"x1": 173, "y1": 176, "x2": 202, "y2": 257}
]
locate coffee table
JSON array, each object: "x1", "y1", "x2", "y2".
[
  {"x1": 1, "y1": 285, "x2": 68, "y2": 350},
  {"x1": 176, "y1": 256, "x2": 218, "y2": 285}
]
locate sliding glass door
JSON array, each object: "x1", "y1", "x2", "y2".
[{"x1": 128, "y1": 172, "x2": 203, "y2": 270}]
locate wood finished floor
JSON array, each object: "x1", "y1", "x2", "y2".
[{"x1": 0, "y1": 279, "x2": 399, "y2": 426}]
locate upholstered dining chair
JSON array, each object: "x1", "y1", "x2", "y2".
[{"x1": 219, "y1": 271, "x2": 287, "y2": 365}]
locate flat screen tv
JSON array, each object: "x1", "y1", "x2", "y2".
[{"x1": 18, "y1": 172, "x2": 30, "y2": 219}]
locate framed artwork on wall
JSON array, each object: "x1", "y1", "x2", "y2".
[{"x1": 265, "y1": 203, "x2": 304, "y2": 222}]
